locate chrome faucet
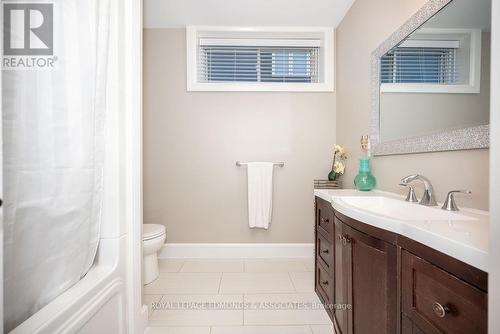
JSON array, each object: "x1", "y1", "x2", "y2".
[
  {"x1": 400, "y1": 174, "x2": 437, "y2": 206},
  {"x1": 442, "y1": 190, "x2": 471, "y2": 211}
]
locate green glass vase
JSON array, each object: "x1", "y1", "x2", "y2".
[
  {"x1": 354, "y1": 158, "x2": 376, "y2": 191},
  {"x1": 328, "y1": 169, "x2": 338, "y2": 181}
]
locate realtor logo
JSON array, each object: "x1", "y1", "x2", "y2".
[
  {"x1": 3, "y1": 3, "x2": 53, "y2": 55},
  {"x1": 2, "y1": 3, "x2": 56, "y2": 69}
]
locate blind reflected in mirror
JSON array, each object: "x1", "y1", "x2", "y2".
[{"x1": 378, "y1": 0, "x2": 491, "y2": 144}]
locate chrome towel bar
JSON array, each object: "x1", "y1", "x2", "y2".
[{"x1": 236, "y1": 161, "x2": 284, "y2": 167}]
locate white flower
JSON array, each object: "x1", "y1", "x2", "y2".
[
  {"x1": 334, "y1": 161, "x2": 345, "y2": 175},
  {"x1": 334, "y1": 144, "x2": 348, "y2": 160}
]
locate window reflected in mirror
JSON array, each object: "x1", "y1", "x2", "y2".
[{"x1": 378, "y1": 0, "x2": 491, "y2": 143}]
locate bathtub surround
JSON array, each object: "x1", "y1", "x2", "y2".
[
  {"x1": 143, "y1": 29, "x2": 336, "y2": 243},
  {"x1": 336, "y1": 0, "x2": 490, "y2": 210}
]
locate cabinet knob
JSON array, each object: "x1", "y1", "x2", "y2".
[
  {"x1": 432, "y1": 302, "x2": 450, "y2": 318},
  {"x1": 321, "y1": 218, "x2": 330, "y2": 224},
  {"x1": 338, "y1": 234, "x2": 342, "y2": 241},
  {"x1": 321, "y1": 280, "x2": 329, "y2": 286},
  {"x1": 342, "y1": 236, "x2": 351, "y2": 246},
  {"x1": 321, "y1": 249, "x2": 329, "y2": 254}
]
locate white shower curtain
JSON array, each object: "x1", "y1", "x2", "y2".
[{"x1": 3, "y1": 0, "x2": 110, "y2": 331}]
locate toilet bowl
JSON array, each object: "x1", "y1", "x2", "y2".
[{"x1": 143, "y1": 224, "x2": 166, "y2": 285}]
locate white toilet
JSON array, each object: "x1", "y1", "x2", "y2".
[{"x1": 143, "y1": 224, "x2": 166, "y2": 285}]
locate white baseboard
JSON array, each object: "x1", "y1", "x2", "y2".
[{"x1": 158, "y1": 243, "x2": 315, "y2": 259}]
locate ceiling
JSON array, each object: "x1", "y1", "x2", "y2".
[{"x1": 144, "y1": 0, "x2": 355, "y2": 29}]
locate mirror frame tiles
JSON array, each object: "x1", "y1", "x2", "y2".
[{"x1": 371, "y1": 0, "x2": 490, "y2": 156}]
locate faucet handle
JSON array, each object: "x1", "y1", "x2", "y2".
[
  {"x1": 399, "y1": 183, "x2": 418, "y2": 203},
  {"x1": 442, "y1": 190, "x2": 471, "y2": 211}
]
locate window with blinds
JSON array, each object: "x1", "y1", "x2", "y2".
[
  {"x1": 198, "y1": 45, "x2": 320, "y2": 83},
  {"x1": 381, "y1": 46, "x2": 459, "y2": 84},
  {"x1": 186, "y1": 27, "x2": 334, "y2": 92}
]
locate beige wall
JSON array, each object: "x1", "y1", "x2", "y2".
[
  {"x1": 144, "y1": 0, "x2": 491, "y2": 245},
  {"x1": 143, "y1": 29, "x2": 336, "y2": 243},
  {"x1": 336, "y1": 0, "x2": 489, "y2": 210}
]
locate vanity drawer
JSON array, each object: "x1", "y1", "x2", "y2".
[
  {"x1": 316, "y1": 260, "x2": 334, "y2": 306},
  {"x1": 316, "y1": 198, "x2": 334, "y2": 239},
  {"x1": 402, "y1": 250, "x2": 487, "y2": 334},
  {"x1": 316, "y1": 232, "x2": 334, "y2": 274}
]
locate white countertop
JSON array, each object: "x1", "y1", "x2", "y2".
[{"x1": 314, "y1": 189, "x2": 489, "y2": 272}]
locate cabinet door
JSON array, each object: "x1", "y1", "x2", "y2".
[
  {"x1": 333, "y1": 217, "x2": 348, "y2": 334},
  {"x1": 344, "y1": 224, "x2": 398, "y2": 334}
]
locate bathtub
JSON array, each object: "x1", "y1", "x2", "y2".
[{"x1": 9, "y1": 237, "x2": 128, "y2": 334}]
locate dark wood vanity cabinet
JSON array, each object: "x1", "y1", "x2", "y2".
[{"x1": 314, "y1": 196, "x2": 488, "y2": 334}]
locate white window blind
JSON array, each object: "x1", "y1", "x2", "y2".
[
  {"x1": 381, "y1": 43, "x2": 460, "y2": 85},
  {"x1": 198, "y1": 38, "x2": 320, "y2": 83}
]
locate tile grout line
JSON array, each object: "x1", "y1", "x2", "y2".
[
  {"x1": 242, "y1": 294, "x2": 246, "y2": 326},
  {"x1": 148, "y1": 325, "x2": 324, "y2": 331},
  {"x1": 302, "y1": 258, "x2": 311, "y2": 272},
  {"x1": 217, "y1": 272, "x2": 223, "y2": 294},
  {"x1": 150, "y1": 294, "x2": 164, "y2": 318},
  {"x1": 145, "y1": 291, "x2": 316, "y2": 296},
  {"x1": 177, "y1": 259, "x2": 187, "y2": 272},
  {"x1": 288, "y1": 271, "x2": 298, "y2": 292}
]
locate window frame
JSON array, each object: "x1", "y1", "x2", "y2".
[
  {"x1": 380, "y1": 28, "x2": 482, "y2": 94},
  {"x1": 186, "y1": 26, "x2": 334, "y2": 92}
]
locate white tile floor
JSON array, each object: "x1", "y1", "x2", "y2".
[{"x1": 145, "y1": 258, "x2": 334, "y2": 334}]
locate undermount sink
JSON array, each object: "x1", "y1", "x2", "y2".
[{"x1": 333, "y1": 196, "x2": 477, "y2": 222}]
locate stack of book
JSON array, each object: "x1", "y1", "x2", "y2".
[{"x1": 314, "y1": 179, "x2": 342, "y2": 189}]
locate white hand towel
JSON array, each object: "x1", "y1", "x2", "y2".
[{"x1": 247, "y1": 162, "x2": 274, "y2": 229}]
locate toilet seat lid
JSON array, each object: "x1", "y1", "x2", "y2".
[{"x1": 143, "y1": 224, "x2": 166, "y2": 241}]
